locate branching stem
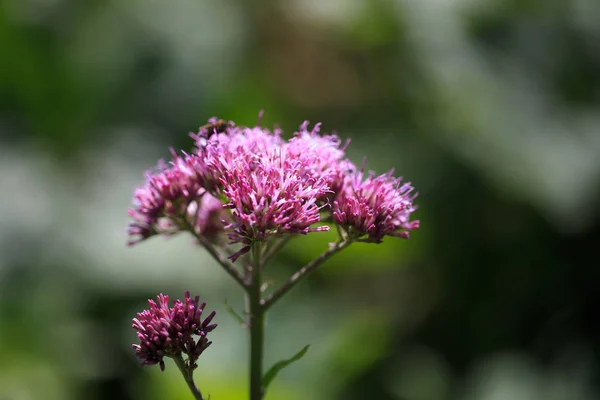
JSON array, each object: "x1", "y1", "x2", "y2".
[{"x1": 173, "y1": 354, "x2": 205, "y2": 400}]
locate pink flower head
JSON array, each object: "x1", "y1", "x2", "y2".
[
  {"x1": 127, "y1": 151, "x2": 226, "y2": 245},
  {"x1": 132, "y1": 291, "x2": 217, "y2": 371},
  {"x1": 221, "y1": 154, "x2": 331, "y2": 261},
  {"x1": 127, "y1": 114, "x2": 420, "y2": 259},
  {"x1": 191, "y1": 123, "x2": 285, "y2": 193},
  {"x1": 333, "y1": 168, "x2": 420, "y2": 242},
  {"x1": 285, "y1": 121, "x2": 356, "y2": 201}
]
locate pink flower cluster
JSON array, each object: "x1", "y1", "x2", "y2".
[
  {"x1": 127, "y1": 116, "x2": 420, "y2": 260},
  {"x1": 333, "y1": 169, "x2": 420, "y2": 243},
  {"x1": 132, "y1": 291, "x2": 217, "y2": 371}
]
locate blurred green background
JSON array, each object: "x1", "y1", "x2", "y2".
[{"x1": 1, "y1": 0, "x2": 600, "y2": 399}]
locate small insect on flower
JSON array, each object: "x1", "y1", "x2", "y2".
[{"x1": 200, "y1": 118, "x2": 234, "y2": 137}]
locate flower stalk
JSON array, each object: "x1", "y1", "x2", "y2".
[
  {"x1": 185, "y1": 217, "x2": 247, "y2": 288},
  {"x1": 261, "y1": 239, "x2": 352, "y2": 311},
  {"x1": 173, "y1": 354, "x2": 205, "y2": 400},
  {"x1": 247, "y1": 244, "x2": 265, "y2": 400}
]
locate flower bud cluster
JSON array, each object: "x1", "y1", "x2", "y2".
[{"x1": 132, "y1": 291, "x2": 217, "y2": 371}]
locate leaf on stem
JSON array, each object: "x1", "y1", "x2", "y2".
[{"x1": 262, "y1": 345, "x2": 310, "y2": 392}]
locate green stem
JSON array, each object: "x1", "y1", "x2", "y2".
[
  {"x1": 247, "y1": 244, "x2": 265, "y2": 400},
  {"x1": 261, "y1": 240, "x2": 352, "y2": 311},
  {"x1": 173, "y1": 354, "x2": 205, "y2": 400},
  {"x1": 184, "y1": 218, "x2": 247, "y2": 288}
]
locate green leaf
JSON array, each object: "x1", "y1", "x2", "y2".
[
  {"x1": 224, "y1": 299, "x2": 246, "y2": 327},
  {"x1": 262, "y1": 345, "x2": 310, "y2": 391}
]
